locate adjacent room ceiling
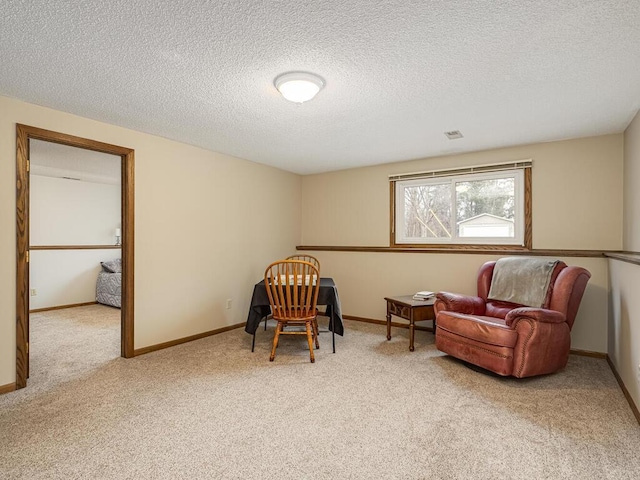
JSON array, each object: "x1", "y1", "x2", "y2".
[
  {"x1": 30, "y1": 140, "x2": 121, "y2": 185},
  {"x1": 2, "y1": 1, "x2": 639, "y2": 175}
]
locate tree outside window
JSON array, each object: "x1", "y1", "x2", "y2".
[{"x1": 394, "y1": 169, "x2": 525, "y2": 245}]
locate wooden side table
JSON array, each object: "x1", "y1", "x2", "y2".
[{"x1": 385, "y1": 295, "x2": 436, "y2": 351}]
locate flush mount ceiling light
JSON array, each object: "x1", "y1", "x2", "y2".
[{"x1": 274, "y1": 72, "x2": 325, "y2": 103}]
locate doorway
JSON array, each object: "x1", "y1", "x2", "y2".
[{"x1": 15, "y1": 124, "x2": 135, "y2": 389}]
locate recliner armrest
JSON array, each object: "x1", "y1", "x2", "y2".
[
  {"x1": 505, "y1": 307, "x2": 566, "y2": 327},
  {"x1": 435, "y1": 292, "x2": 485, "y2": 315}
]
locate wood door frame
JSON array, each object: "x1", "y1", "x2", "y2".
[{"x1": 16, "y1": 124, "x2": 135, "y2": 389}]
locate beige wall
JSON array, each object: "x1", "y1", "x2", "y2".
[
  {"x1": 309, "y1": 252, "x2": 607, "y2": 352},
  {"x1": 301, "y1": 135, "x2": 624, "y2": 353},
  {"x1": 623, "y1": 111, "x2": 640, "y2": 251},
  {"x1": 302, "y1": 135, "x2": 623, "y2": 250},
  {"x1": 30, "y1": 174, "x2": 121, "y2": 246},
  {"x1": 29, "y1": 174, "x2": 122, "y2": 309},
  {"x1": 30, "y1": 249, "x2": 120, "y2": 310},
  {"x1": 608, "y1": 259, "x2": 640, "y2": 411},
  {"x1": 0, "y1": 95, "x2": 301, "y2": 387},
  {"x1": 0, "y1": 93, "x2": 629, "y2": 388},
  {"x1": 607, "y1": 109, "x2": 640, "y2": 413}
]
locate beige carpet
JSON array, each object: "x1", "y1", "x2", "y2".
[{"x1": 1, "y1": 305, "x2": 639, "y2": 479}]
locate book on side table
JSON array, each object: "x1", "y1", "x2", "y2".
[{"x1": 413, "y1": 291, "x2": 434, "y2": 301}]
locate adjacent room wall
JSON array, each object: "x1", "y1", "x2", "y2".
[
  {"x1": 29, "y1": 174, "x2": 121, "y2": 310},
  {"x1": 301, "y1": 135, "x2": 624, "y2": 353},
  {"x1": 30, "y1": 174, "x2": 121, "y2": 246},
  {"x1": 30, "y1": 249, "x2": 120, "y2": 310},
  {"x1": 608, "y1": 109, "x2": 640, "y2": 412},
  {"x1": 0, "y1": 95, "x2": 301, "y2": 387},
  {"x1": 623, "y1": 111, "x2": 640, "y2": 251}
]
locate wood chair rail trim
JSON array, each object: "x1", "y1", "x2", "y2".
[
  {"x1": 30, "y1": 245, "x2": 122, "y2": 250},
  {"x1": 604, "y1": 251, "x2": 640, "y2": 266},
  {"x1": 297, "y1": 245, "x2": 608, "y2": 257}
]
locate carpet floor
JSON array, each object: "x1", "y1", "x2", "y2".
[{"x1": 1, "y1": 305, "x2": 639, "y2": 479}]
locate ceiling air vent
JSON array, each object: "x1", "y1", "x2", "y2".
[
  {"x1": 61, "y1": 176, "x2": 82, "y2": 181},
  {"x1": 444, "y1": 130, "x2": 464, "y2": 140}
]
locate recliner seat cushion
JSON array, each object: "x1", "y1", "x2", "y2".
[
  {"x1": 435, "y1": 329, "x2": 514, "y2": 376},
  {"x1": 437, "y1": 311, "x2": 518, "y2": 348}
]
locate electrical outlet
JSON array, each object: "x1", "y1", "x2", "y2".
[
  {"x1": 226, "y1": 298, "x2": 232, "y2": 310},
  {"x1": 30, "y1": 288, "x2": 37, "y2": 296}
]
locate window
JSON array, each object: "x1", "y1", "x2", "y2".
[{"x1": 391, "y1": 162, "x2": 530, "y2": 247}]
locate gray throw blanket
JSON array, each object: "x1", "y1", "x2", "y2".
[{"x1": 487, "y1": 257, "x2": 559, "y2": 307}]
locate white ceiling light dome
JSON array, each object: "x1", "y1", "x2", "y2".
[{"x1": 274, "y1": 72, "x2": 325, "y2": 103}]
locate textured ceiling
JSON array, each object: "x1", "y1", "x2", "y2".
[{"x1": 2, "y1": 1, "x2": 639, "y2": 174}]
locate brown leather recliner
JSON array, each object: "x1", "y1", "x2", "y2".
[{"x1": 434, "y1": 259, "x2": 591, "y2": 378}]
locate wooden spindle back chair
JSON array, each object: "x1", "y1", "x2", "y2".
[
  {"x1": 286, "y1": 254, "x2": 320, "y2": 272},
  {"x1": 287, "y1": 254, "x2": 325, "y2": 318},
  {"x1": 264, "y1": 260, "x2": 321, "y2": 363},
  {"x1": 259, "y1": 254, "x2": 322, "y2": 332}
]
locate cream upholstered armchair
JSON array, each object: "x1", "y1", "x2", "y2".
[{"x1": 434, "y1": 257, "x2": 591, "y2": 378}]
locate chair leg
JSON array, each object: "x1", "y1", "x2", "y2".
[
  {"x1": 270, "y1": 322, "x2": 282, "y2": 362},
  {"x1": 313, "y1": 318, "x2": 320, "y2": 349},
  {"x1": 306, "y1": 321, "x2": 315, "y2": 363}
]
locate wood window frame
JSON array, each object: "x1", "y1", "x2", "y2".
[{"x1": 389, "y1": 167, "x2": 532, "y2": 251}]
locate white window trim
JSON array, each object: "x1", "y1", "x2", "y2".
[{"x1": 394, "y1": 169, "x2": 525, "y2": 246}]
